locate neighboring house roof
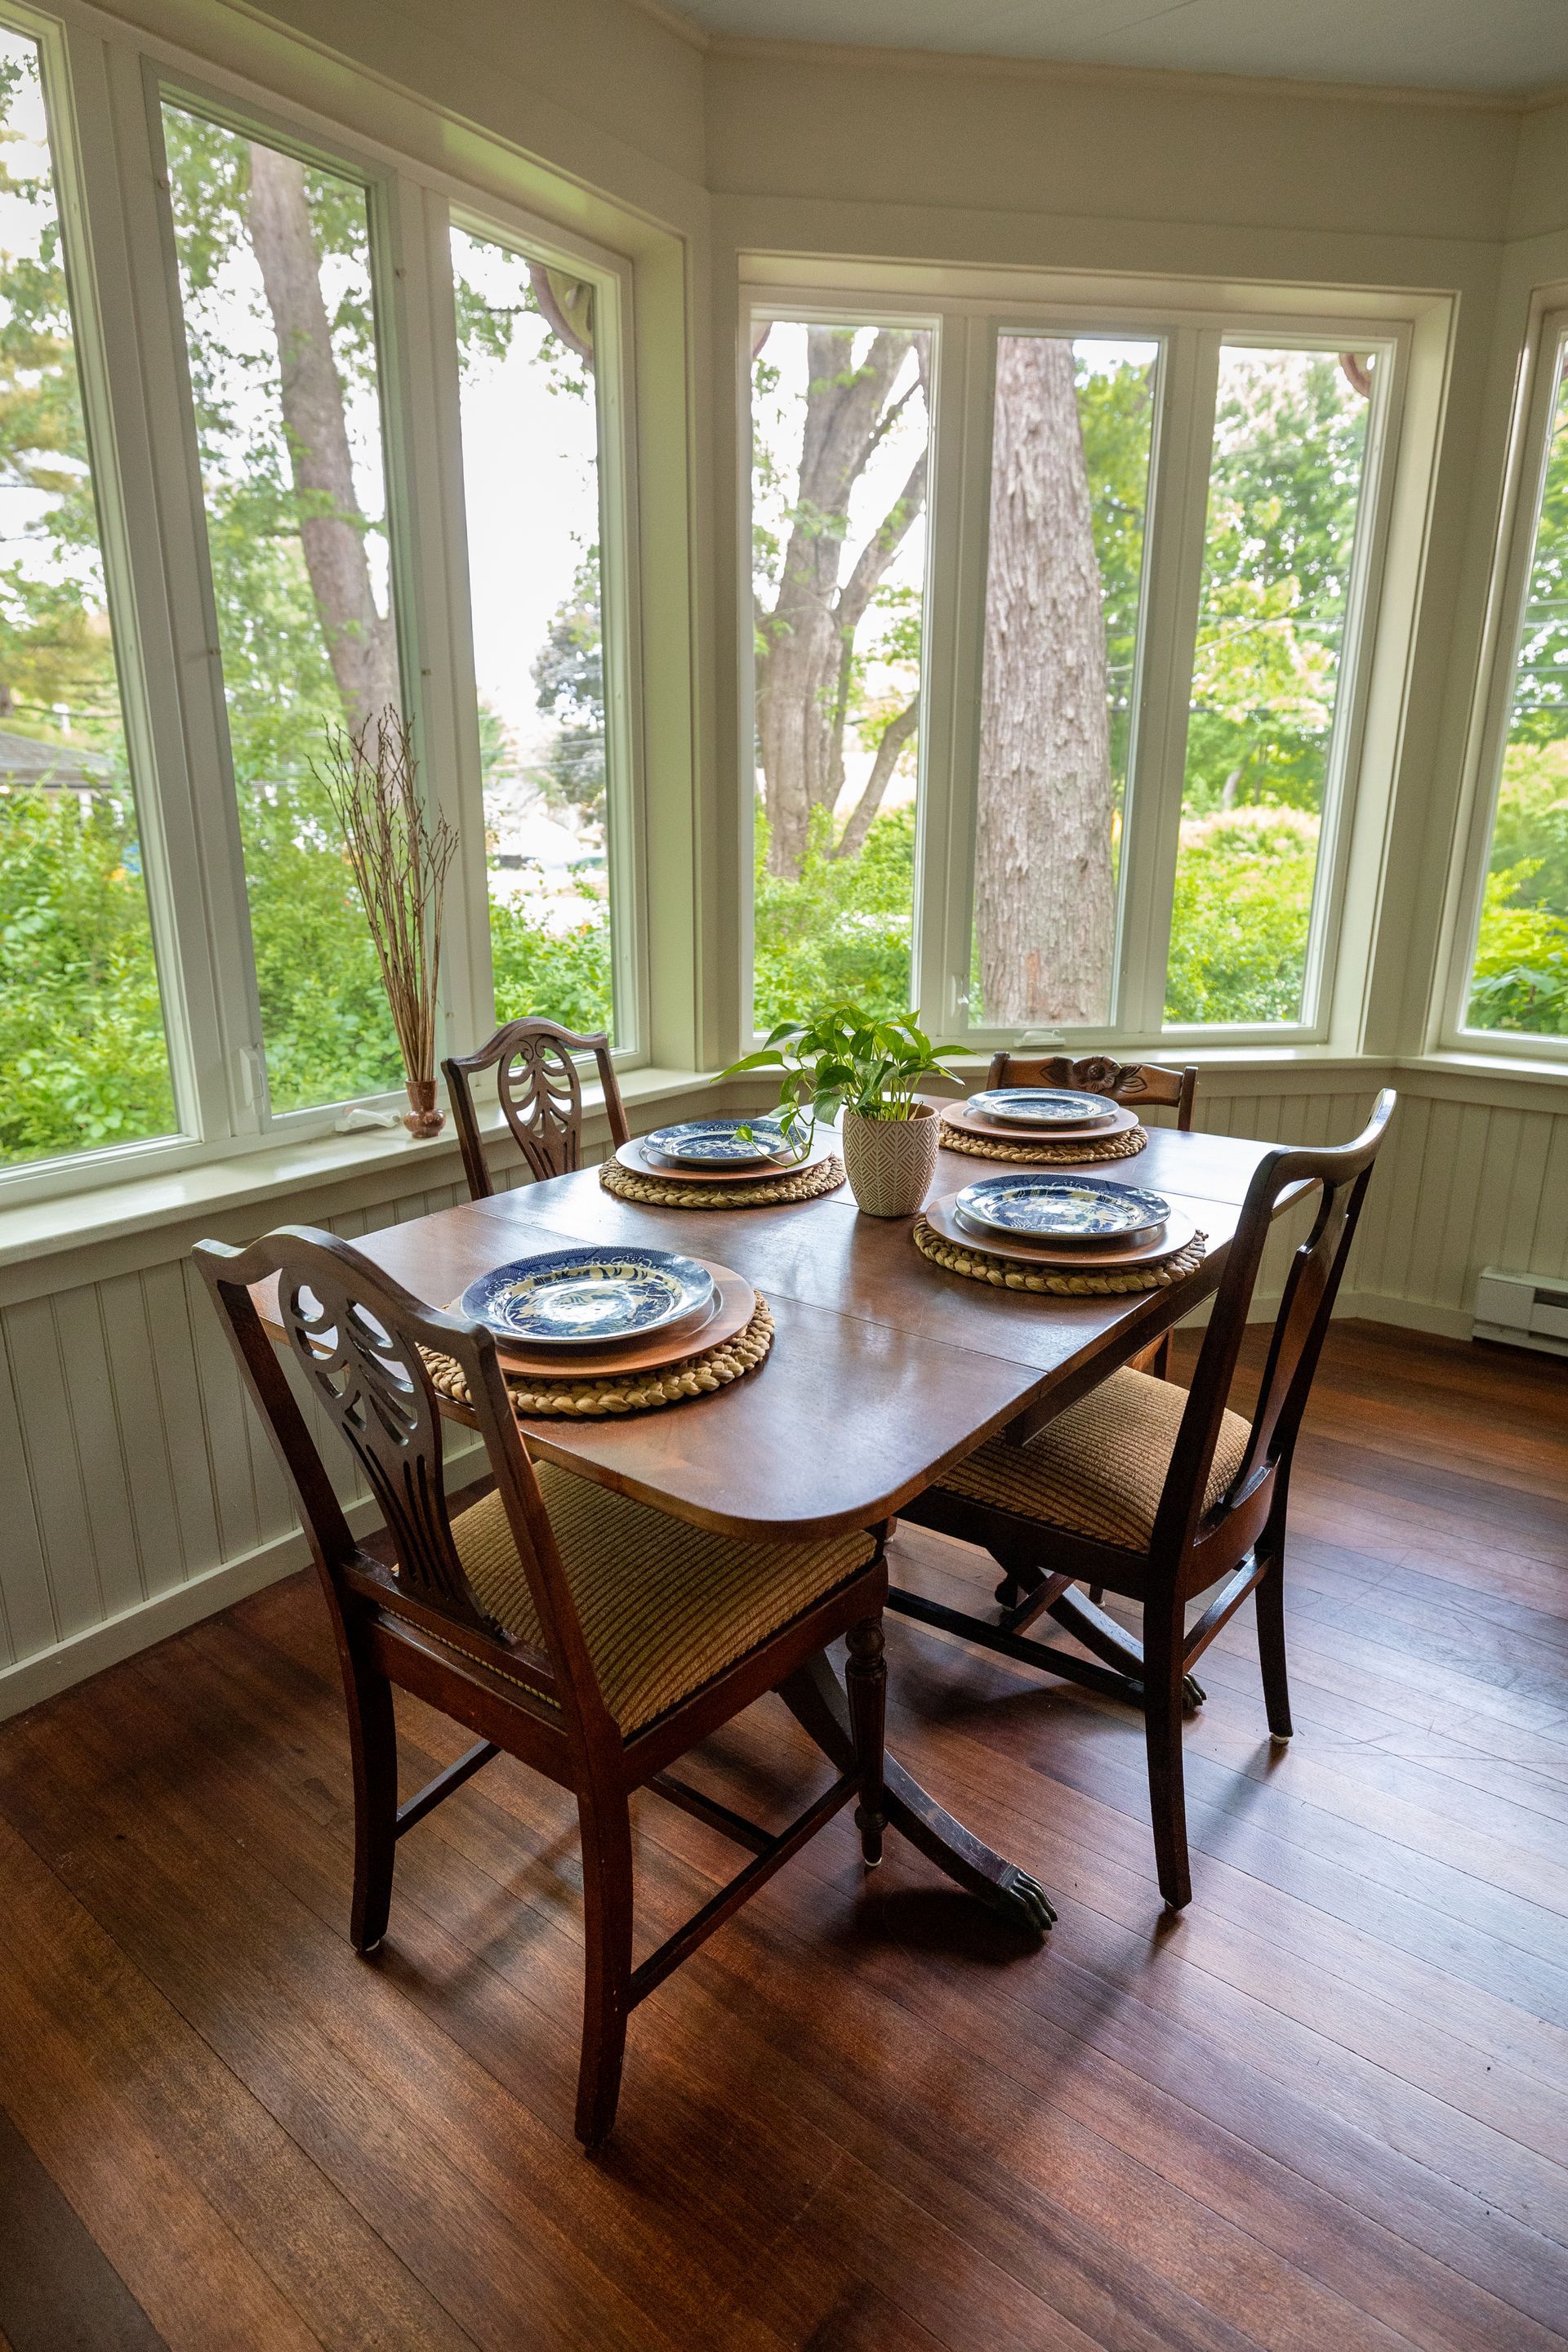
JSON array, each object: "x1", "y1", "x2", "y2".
[{"x1": 0, "y1": 730, "x2": 113, "y2": 790}]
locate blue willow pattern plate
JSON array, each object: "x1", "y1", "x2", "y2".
[
  {"x1": 953, "y1": 1175, "x2": 1170, "y2": 1247},
  {"x1": 644, "y1": 1116, "x2": 791, "y2": 1167},
  {"x1": 967, "y1": 1088, "x2": 1118, "y2": 1128},
  {"x1": 458, "y1": 1247, "x2": 715, "y2": 1346}
]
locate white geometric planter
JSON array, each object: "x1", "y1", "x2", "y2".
[{"x1": 840, "y1": 1101, "x2": 940, "y2": 1217}]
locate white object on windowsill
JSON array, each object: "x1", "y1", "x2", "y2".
[{"x1": 335, "y1": 1105, "x2": 403, "y2": 1134}]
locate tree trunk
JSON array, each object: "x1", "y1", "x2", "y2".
[
  {"x1": 755, "y1": 326, "x2": 923, "y2": 878},
  {"x1": 974, "y1": 338, "x2": 1116, "y2": 1027},
  {"x1": 247, "y1": 145, "x2": 399, "y2": 735}
]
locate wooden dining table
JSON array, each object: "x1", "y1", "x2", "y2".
[{"x1": 257, "y1": 1117, "x2": 1292, "y2": 1934}]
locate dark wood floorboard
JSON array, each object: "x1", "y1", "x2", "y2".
[{"x1": 0, "y1": 1321, "x2": 1565, "y2": 2350}]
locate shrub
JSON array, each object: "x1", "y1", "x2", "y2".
[{"x1": 1165, "y1": 806, "x2": 1319, "y2": 1024}]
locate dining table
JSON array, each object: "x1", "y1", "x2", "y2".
[{"x1": 256, "y1": 1114, "x2": 1297, "y2": 1934}]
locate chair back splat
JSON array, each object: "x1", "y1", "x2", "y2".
[
  {"x1": 1153, "y1": 1089, "x2": 1396, "y2": 1569},
  {"x1": 443, "y1": 1017, "x2": 630, "y2": 1198},
  {"x1": 195, "y1": 1226, "x2": 608, "y2": 1740},
  {"x1": 984, "y1": 1050, "x2": 1198, "y2": 1130}
]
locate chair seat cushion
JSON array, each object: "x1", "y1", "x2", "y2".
[
  {"x1": 448, "y1": 1464, "x2": 876, "y2": 1734},
  {"x1": 935, "y1": 1366, "x2": 1250, "y2": 1554}
]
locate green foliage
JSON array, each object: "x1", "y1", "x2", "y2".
[
  {"x1": 1075, "y1": 350, "x2": 1156, "y2": 793},
  {"x1": 724, "y1": 999, "x2": 959, "y2": 1146},
  {"x1": 1467, "y1": 862, "x2": 1568, "y2": 1036},
  {"x1": 1183, "y1": 354, "x2": 1368, "y2": 820},
  {"x1": 490, "y1": 891, "x2": 612, "y2": 1034},
  {"x1": 0, "y1": 789, "x2": 175, "y2": 1159},
  {"x1": 1165, "y1": 808, "x2": 1319, "y2": 1024},
  {"x1": 753, "y1": 806, "x2": 914, "y2": 1030}
]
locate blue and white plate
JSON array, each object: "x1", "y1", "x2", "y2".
[
  {"x1": 458, "y1": 1246, "x2": 715, "y2": 1348},
  {"x1": 644, "y1": 1116, "x2": 791, "y2": 1167},
  {"x1": 953, "y1": 1175, "x2": 1169, "y2": 1247},
  {"x1": 967, "y1": 1088, "x2": 1118, "y2": 1129}
]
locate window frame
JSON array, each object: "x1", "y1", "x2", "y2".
[
  {"x1": 1440, "y1": 294, "x2": 1568, "y2": 1063},
  {"x1": 738, "y1": 270, "x2": 1410, "y2": 1055},
  {"x1": 0, "y1": 0, "x2": 652, "y2": 1209}
]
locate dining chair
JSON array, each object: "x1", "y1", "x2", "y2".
[
  {"x1": 893, "y1": 1090, "x2": 1395, "y2": 1912},
  {"x1": 196, "y1": 1226, "x2": 889, "y2": 2149},
  {"x1": 443, "y1": 1017, "x2": 630, "y2": 1200}
]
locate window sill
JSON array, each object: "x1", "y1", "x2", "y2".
[{"x1": 0, "y1": 1064, "x2": 719, "y2": 1281}]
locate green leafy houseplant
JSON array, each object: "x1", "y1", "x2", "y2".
[{"x1": 724, "y1": 1004, "x2": 960, "y2": 1216}]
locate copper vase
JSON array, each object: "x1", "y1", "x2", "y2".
[{"x1": 403, "y1": 1076, "x2": 445, "y2": 1139}]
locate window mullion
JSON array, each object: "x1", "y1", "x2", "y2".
[
  {"x1": 1116, "y1": 325, "x2": 1218, "y2": 1040},
  {"x1": 375, "y1": 176, "x2": 491, "y2": 1061}
]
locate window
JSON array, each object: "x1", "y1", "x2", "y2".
[
  {"x1": 970, "y1": 333, "x2": 1158, "y2": 1028},
  {"x1": 1166, "y1": 345, "x2": 1374, "y2": 1027},
  {"x1": 449, "y1": 226, "x2": 616, "y2": 1039},
  {"x1": 0, "y1": 5, "x2": 661, "y2": 1208},
  {"x1": 163, "y1": 103, "x2": 405, "y2": 1116},
  {"x1": 749, "y1": 317, "x2": 931, "y2": 1029},
  {"x1": 745, "y1": 296, "x2": 1396, "y2": 1047},
  {"x1": 0, "y1": 25, "x2": 176, "y2": 1168},
  {"x1": 1459, "y1": 326, "x2": 1568, "y2": 1045}
]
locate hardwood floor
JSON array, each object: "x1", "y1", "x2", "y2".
[{"x1": 1, "y1": 1321, "x2": 1565, "y2": 2350}]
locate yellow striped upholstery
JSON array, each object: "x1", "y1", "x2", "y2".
[
  {"x1": 448, "y1": 1462, "x2": 876, "y2": 1733},
  {"x1": 937, "y1": 1367, "x2": 1250, "y2": 1553}
]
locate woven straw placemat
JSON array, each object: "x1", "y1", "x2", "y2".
[
  {"x1": 423, "y1": 1298, "x2": 774, "y2": 1418},
  {"x1": 600, "y1": 1155, "x2": 845, "y2": 1209},
  {"x1": 938, "y1": 1120, "x2": 1148, "y2": 1166},
  {"x1": 913, "y1": 1219, "x2": 1205, "y2": 1295}
]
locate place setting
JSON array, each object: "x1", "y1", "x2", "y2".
[
  {"x1": 599, "y1": 1112, "x2": 847, "y2": 1209},
  {"x1": 938, "y1": 1083, "x2": 1150, "y2": 1165},
  {"x1": 913, "y1": 1169, "x2": 1206, "y2": 1295},
  {"x1": 423, "y1": 1241, "x2": 774, "y2": 1417}
]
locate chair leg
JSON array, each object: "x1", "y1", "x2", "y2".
[
  {"x1": 845, "y1": 1617, "x2": 888, "y2": 1868},
  {"x1": 575, "y1": 1793, "x2": 635, "y2": 2152},
  {"x1": 1142, "y1": 1613, "x2": 1192, "y2": 1912},
  {"x1": 344, "y1": 1649, "x2": 398, "y2": 1955},
  {"x1": 1255, "y1": 1539, "x2": 1294, "y2": 1740}
]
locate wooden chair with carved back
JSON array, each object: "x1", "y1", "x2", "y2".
[
  {"x1": 443, "y1": 1018, "x2": 630, "y2": 1200},
  {"x1": 893, "y1": 1091, "x2": 1395, "y2": 1910},
  {"x1": 195, "y1": 1226, "x2": 889, "y2": 2148}
]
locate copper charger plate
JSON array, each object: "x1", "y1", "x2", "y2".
[
  {"x1": 940, "y1": 1098, "x2": 1142, "y2": 1147},
  {"x1": 620, "y1": 1130, "x2": 838, "y2": 1186},
  {"x1": 451, "y1": 1261, "x2": 758, "y2": 1377},
  {"x1": 924, "y1": 1190, "x2": 1198, "y2": 1271}
]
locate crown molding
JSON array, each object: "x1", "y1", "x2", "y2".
[
  {"x1": 701, "y1": 31, "x2": 1535, "y2": 114},
  {"x1": 622, "y1": 0, "x2": 710, "y2": 51}
]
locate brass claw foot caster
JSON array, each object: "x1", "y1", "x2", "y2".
[
  {"x1": 994, "y1": 1867, "x2": 1056, "y2": 1936},
  {"x1": 1183, "y1": 1673, "x2": 1206, "y2": 1713}
]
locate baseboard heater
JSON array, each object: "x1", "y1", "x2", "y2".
[{"x1": 1472, "y1": 1267, "x2": 1568, "y2": 1359}]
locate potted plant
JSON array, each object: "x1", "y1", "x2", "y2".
[
  {"x1": 724, "y1": 1005, "x2": 960, "y2": 1216},
  {"x1": 317, "y1": 707, "x2": 457, "y2": 1138}
]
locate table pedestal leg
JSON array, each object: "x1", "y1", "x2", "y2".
[{"x1": 777, "y1": 1652, "x2": 1055, "y2": 1934}]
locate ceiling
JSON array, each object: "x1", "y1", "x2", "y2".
[{"x1": 669, "y1": 0, "x2": 1568, "y2": 99}]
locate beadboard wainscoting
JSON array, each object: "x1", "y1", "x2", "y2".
[{"x1": 0, "y1": 1063, "x2": 1563, "y2": 1720}]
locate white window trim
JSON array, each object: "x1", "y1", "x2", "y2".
[
  {"x1": 1437, "y1": 291, "x2": 1568, "y2": 1064},
  {"x1": 741, "y1": 266, "x2": 1419, "y2": 1054},
  {"x1": 0, "y1": 0, "x2": 652, "y2": 1211}
]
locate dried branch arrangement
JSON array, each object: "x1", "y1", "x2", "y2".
[{"x1": 315, "y1": 706, "x2": 457, "y2": 1134}]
